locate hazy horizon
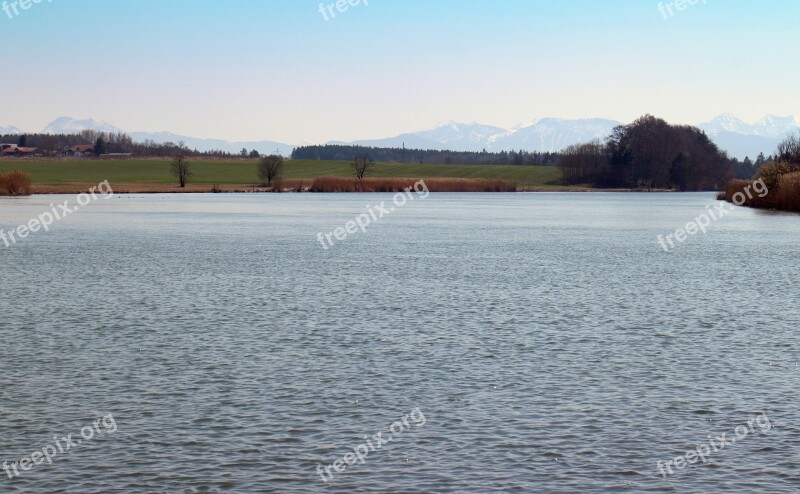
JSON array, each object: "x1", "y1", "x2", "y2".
[{"x1": 1, "y1": 0, "x2": 798, "y2": 143}]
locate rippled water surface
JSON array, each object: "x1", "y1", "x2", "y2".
[{"x1": 1, "y1": 192, "x2": 799, "y2": 493}]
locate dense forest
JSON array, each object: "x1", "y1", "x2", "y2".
[
  {"x1": 559, "y1": 115, "x2": 737, "y2": 191},
  {"x1": 291, "y1": 144, "x2": 560, "y2": 166}
]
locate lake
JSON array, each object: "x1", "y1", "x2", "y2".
[{"x1": 1, "y1": 192, "x2": 799, "y2": 493}]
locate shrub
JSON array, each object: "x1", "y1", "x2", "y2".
[
  {"x1": 756, "y1": 161, "x2": 799, "y2": 194},
  {"x1": 0, "y1": 171, "x2": 33, "y2": 196}
]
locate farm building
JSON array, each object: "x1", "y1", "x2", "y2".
[
  {"x1": 1, "y1": 145, "x2": 38, "y2": 157},
  {"x1": 62, "y1": 144, "x2": 96, "y2": 157}
]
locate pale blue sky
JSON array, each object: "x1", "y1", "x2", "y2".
[{"x1": 0, "y1": 0, "x2": 797, "y2": 143}]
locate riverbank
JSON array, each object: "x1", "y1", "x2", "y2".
[
  {"x1": 27, "y1": 177, "x2": 516, "y2": 194},
  {"x1": 23, "y1": 183, "x2": 686, "y2": 194},
  {"x1": 0, "y1": 158, "x2": 559, "y2": 189},
  {"x1": 1, "y1": 158, "x2": 697, "y2": 195},
  {"x1": 721, "y1": 171, "x2": 800, "y2": 212}
]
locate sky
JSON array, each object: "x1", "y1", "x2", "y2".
[{"x1": 0, "y1": 0, "x2": 798, "y2": 144}]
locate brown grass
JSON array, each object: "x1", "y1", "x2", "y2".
[
  {"x1": 0, "y1": 171, "x2": 33, "y2": 196},
  {"x1": 775, "y1": 172, "x2": 800, "y2": 212},
  {"x1": 722, "y1": 174, "x2": 800, "y2": 212},
  {"x1": 308, "y1": 176, "x2": 517, "y2": 193}
]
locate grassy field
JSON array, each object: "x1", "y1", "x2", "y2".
[{"x1": 0, "y1": 158, "x2": 563, "y2": 190}]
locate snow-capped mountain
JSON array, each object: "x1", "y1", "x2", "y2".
[
  {"x1": 127, "y1": 131, "x2": 293, "y2": 156},
  {"x1": 416, "y1": 122, "x2": 508, "y2": 152},
  {"x1": 333, "y1": 133, "x2": 443, "y2": 151},
  {"x1": 347, "y1": 118, "x2": 621, "y2": 154},
  {"x1": 1, "y1": 114, "x2": 796, "y2": 159},
  {"x1": 752, "y1": 115, "x2": 800, "y2": 138},
  {"x1": 348, "y1": 115, "x2": 797, "y2": 159},
  {"x1": 0, "y1": 125, "x2": 24, "y2": 135},
  {"x1": 699, "y1": 113, "x2": 753, "y2": 136},
  {"x1": 699, "y1": 114, "x2": 800, "y2": 159},
  {"x1": 42, "y1": 117, "x2": 125, "y2": 134},
  {"x1": 489, "y1": 118, "x2": 621, "y2": 152},
  {"x1": 699, "y1": 114, "x2": 800, "y2": 138},
  {"x1": 33, "y1": 117, "x2": 294, "y2": 155}
]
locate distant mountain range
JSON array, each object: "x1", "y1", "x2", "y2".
[
  {"x1": 0, "y1": 125, "x2": 24, "y2": 135},
  {"x1": 340, "y1": 119, "x2": 623, "y2": 153},
  {"x1": 343, "y1": 115, "x2": 798, "y2": 160},
  {"x1": 126, "y1": 131, "x2": 292, "y2": 157},
  {"x1": 697, "y1": 114, "x2": 800, "y2": 160},
  {"x1": 41, "y1": 117, "x2": 125, "y2": 135},
  {"x1": 2, "y1": 114, "x2": 798, "y2": 160},
  {"x1": 4, "y1": 117, "x2": 295, "y2": 156}
]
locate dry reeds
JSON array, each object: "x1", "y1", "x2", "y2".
[
  {"x1": 308, "y1": 176, "x2": 517, "y2": 193},
  {"x1": 0, "y1": 171, "x2": 33, "y2": 196},
  {"x1": 775, "y1": 172, "x2": 800, "y2": 212},
  {"x1": 722, "y1": 173, "x2": 800, "y2": 212},
  {"x1": 723, "y1": 179, "x2": 767, "y2": 208}
]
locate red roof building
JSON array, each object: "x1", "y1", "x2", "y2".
[{"x1": 1, "y1": 147, "x2": 37, "y2": 156}]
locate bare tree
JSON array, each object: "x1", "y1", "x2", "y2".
[
  {"x1": 352, "y1": 154, "x2": 375, "y2": 180},
  {"x1": 258, "y1": 155, "x2": 284, "y2": 187},
  {"x1": 559, "y1": 140, "x2": 607, "y2": 185},
  {"x1": 171, "y1": 155, "x2": 191, "y2": 188},
  {"x1": 777, "y1": 131, "x2": 800, "y2": 166}
]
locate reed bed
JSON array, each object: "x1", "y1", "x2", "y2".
[
  {"x1": 308, "y1": 176, "x2": 517, "y2": 193},
  {"x1": 774, "y1": 172, "x2": 800, "y2": 212},
  {"x1": 722, "y1": 173, "x2": 800, "y2": 212},
  {"x1": 0, "y1": 170, "x2": 33, "y2": 196}
]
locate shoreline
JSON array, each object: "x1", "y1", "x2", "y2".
[{"x1": 13, "y1": 184, "x2": 695, "y2": 195}]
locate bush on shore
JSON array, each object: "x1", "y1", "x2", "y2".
[
  {"x1": 308, "y1": 177, "x2": 517, "y2": 193},
  {"x1": 0, "y1": 171, "x2": 33, "y2": 196},
  {"x1": 722, "y1": 169, "x2": 800, "y2": 212},
  {"x1": 721, "y1": 132, "x2": 800, "y2": 212}
]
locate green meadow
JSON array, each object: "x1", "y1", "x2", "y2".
[{"x1": 0, "y1": 159, "x2": 562, "y2": 188}]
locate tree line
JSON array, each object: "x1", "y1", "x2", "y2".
[
  {"x1": 291, "y1": 144, "x2": 560, "y2": 166},
  {"x1": 559, "y1": 115, "x2": 735, "y2": 191},
  {"x1": 0, "y1": 131, "x2": 246, "y2": 158},
  {"x1": 731, "y1": 153, "x2": 776, "y2": 180}
]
